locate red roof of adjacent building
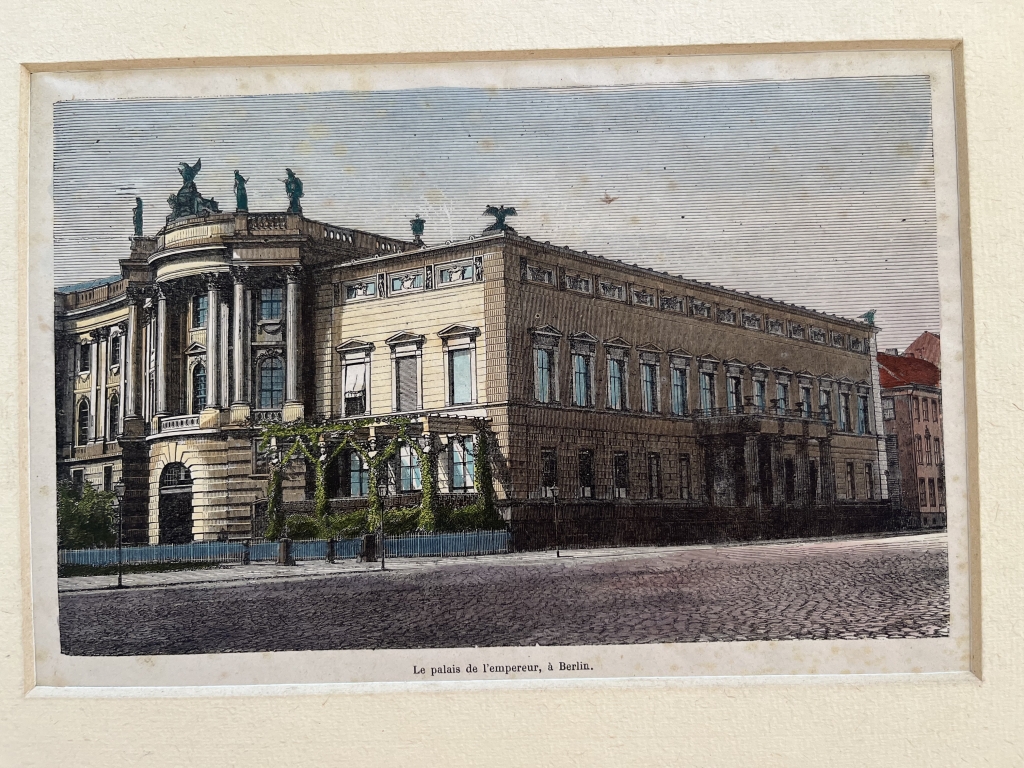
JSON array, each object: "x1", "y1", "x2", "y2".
[{"x1": 877, "y1": 351, "x2": 940, "y2": 388}]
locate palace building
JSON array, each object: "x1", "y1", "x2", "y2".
[{"x1": 55, "y1": 178, "x2": 891, "y2": 544}]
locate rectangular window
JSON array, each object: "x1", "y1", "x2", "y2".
[
  {"x1": 857, "y1": 395, "x2": 870, "y2": 434},
  {"x1": 109, "y1": 337, "x2": 121, "y2": 367},
  {"x1": 72, "y1": 469, "x2": 84, "y2": 492},
  {"x1": 448, "y1": 348, "x2": 473, "y2": 405},
  {"x1": 342, "y1": 361, "x2": 367, "y2": 416},
  {"x1": 259, "y1": 288, "x2": 283, "y2": 321},
  {"x1": 607, "y1": 358, "x2": 625, "y2": 410},
  {"x1": 922, "y1": 399, "x2": 929, "y2": 421},
  {"x1": 933, "y1": 399, "x2": 940, "y2": 420},
  {"x1": 641, "y1": 363, "x2": 658, "y2": 413},
  {"x1": 919, "y1": 478, "x2": 927, "y2": 509},
  {"x1": 572, "y1": 353, "x2": 592, "y2": 407},
  {"x1": 348, "y1": 452, "x2": 369, "y2": 497},
  {"x1": 399, "y1": 445, "x2": 422, "y2": 492},
  {"x1": 809, "y1": 460, "x2": 819, "y2": 503},
  {"x1": 534, "y1": 348, "x2": 553, "y2": 403},
  {"x1": 928, "y1": 478, "x2": 937, "y2": 507},
  {"x1": 846, "y1": 461, "x2": 856, "y2": 500},
  {"x1": 775, "y1": 382, "x2": 788, "y2": 414},
  {"x1": 865, "y1": 463, "x2": 874, "y2": 499},
  {"x1": 839, "y1": 393, "x2": 851, "y2": 432},
  {"x1": 754, "y1": 379, "x2": 766, "y2": 413},
  {"x1": 193, "y1": 295, "x2": 208, "y2": 328},
  {"x1": 700, "y1": 372, "x2": 715, "y2": 414},
  {"x1": 671, "y1": 366, "x2": 688, "y2": 416},
  {"x1": 79, "y1": 342, "x2": 91, "y2": 373},
  {"x1": 800, "y1": 386, "x2": 812, "y2": 418},
  {"x1": 727, "y1": 376, "x2": 742, "y2": 413},
  {"x1": 934, "y1": 438, "x2": 942, "y2": 463},
  {"x1": 819, "y1": 390, "x2": 832, "y2": 423},
  {"x1": 103, "y1": 465, "x2": 113, "y2": 492},
  {"x1": 913, "y1": 397, "x2": 921, "y2": 421},
  {"x1": 916, "y1": 435, "x2": 924, "y2": 464},
  {"x1": 647, "y1": 453, "x2": 662, "y2": 499},
  {"x1": 679, "y1": 454, "x2": 691, "y2": 500},
  {"x1": 882, "y1": 396, "x2": 895, "y2": 420},
  {"x1": 540, "y1": 449, "x2": 558, "y2": 493},
  {"x1": 451, "y1": 437, "x2": 476, "y2": 491},
  {"x1": 578, "y1": 449, "x2": 594, "y2": 498},
  {"x1": 613, "y1": 452, "x2": 629, "y2": 498},
  {"x1": 924, "y1": 436, "x2": 932, "y2": 465},
  {"x1": 395, "y1": 356, "x2": 418, "y2": 412}
]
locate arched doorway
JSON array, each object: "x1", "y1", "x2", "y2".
[{"x1": 159, "y1": 462, "x2": 193, "y2": 544}]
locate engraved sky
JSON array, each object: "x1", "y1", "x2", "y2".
[{"x1": 53, "y1": 76, "x2": 939, "y2": 349}]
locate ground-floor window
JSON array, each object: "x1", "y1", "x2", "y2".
[
  {"x1": 540, "y1": 449, "x2": 557, "y2": 495},
  {"x1": 613, "y1": 452, "x2": 629, "y2": 498},
  {"x1": 647, "y1": 453, "x2": 662, "y2": 499},
  {"x1": 398, "y1": 445, "x2": 421, "y2": 492},
  {"x1": 450, "y1": 437, "x2": 475, "y2": 491},
  {"x1": 918, "y1": 478, "x2": 927, "y2": 509},
  {"x1": 846, "y1": 461, "x2": 856, "y2": 499},
  {"x1": 578, "y1": 449, "x2": 594, "y2": 498},
  {"x1": 72, "y1": 469, "x2": 84, "y2": 492},
  {"x1": 928, "y1": 477, "x2": 937, "y2": 507},
  {"x1": 347, "y1": 451, "x2": 369, "y2": 497},
  {"x1": 865, "y1": 462, "x2": 874, "y2": 499},
  {"x1": 679, "y1": 453, "x2": 691, "y2": 500},
  {"x1": 809, "y1": 459, "x2": 818, "y2": 503},
  {"x1": 103, "y1": 465, "x2": 113, "y2": 492}
]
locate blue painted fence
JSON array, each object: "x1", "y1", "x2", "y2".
[{"x1": 58, "y1": 530, "x2": 509, "y2": 567}]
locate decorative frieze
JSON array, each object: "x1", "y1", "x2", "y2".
[
  {"x1": 563, "y1": 272, "x2": 592, "y2": 295},
  {"x1": 437, "y1": 260, "x2": 475, "y2": 286},
  {"x1": 631, "y1": 287, "x2": 656, "y2": 307},
  {"x1": 717, "y1": 308, "x2": 736, "y2": 325},
  {"x1": 599, "y1": 281, "x2": 626, "y2": 301},
  {"x1": 850, "y1": 336, "x2": 864, "y2": 353},
  {"x1": 767, "y1": 318, "x2": 785, "y2": 336},
  {"x1": 810, "y1": 326, "x2": 827, "y2": 344},
  {"x1": 742, "y1": 311, "x2": 762, "y2": 330},
  {"x1": 389, "y1": 270, "x2": 424, "y2": 294},
  {"x1": 789, "y1": 322, "x2": 805, "y2": 340},
  {"x1": 525, "y1": 263, "x2": 555, "y2": 285},
  {"x1": 660, "y1": 295, "x2": 683, "y2": 312},
  {"x1": 690, "y1": 300, "x2": 711, "y2": 318},
  {"x1": 830, "y1": 331, "x2": 845, "y2": 348},
  {"x1": 343, "y1": 279, "x2": 377, "y2": 302}
]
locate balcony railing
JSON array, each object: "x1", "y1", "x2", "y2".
[
  {"x1": 160, "y1": 414, "x2": 201, "y2": 432},
  {"x1": 694, "y1": 405, "x2": 828, "y2": 421},
  {"x1": 252, "y1": 409, "x2": 283, "y2": 424}
]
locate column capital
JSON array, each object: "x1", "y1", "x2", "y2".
[
  {"x1": 285, "y1": 264, "x2": 304, "y2": 282},
  {"x1": 89, "y1": 327, "x2": 110, "y2": 341}
]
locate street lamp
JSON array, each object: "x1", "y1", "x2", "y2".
[
  {"x1": 112, "y1": 480, "x2": 126, "y2": 588},
  {"x1": 550, "y1": 485, "x2": 560, "y2": 558},
  {"x1": 377, "y1": 472, "x2": 389, "y2": 571}
]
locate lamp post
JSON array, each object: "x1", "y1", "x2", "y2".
[
  {"x1": 377, "y1": 472, "x2": 388, "y2": 571},
  {"x1": 551, "y1": 485, "x2": 560, "y2": 558},
  {"x1": 112, "y1": 480, "x2": 126, "y2": 588}
]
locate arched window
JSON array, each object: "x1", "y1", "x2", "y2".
[
  {"x1": 258, "y1": 357, "x2": 284, "y2": 409},
  {"x1": 77, "y1": 399, "x2": 90, "y2": 446},
  {"x1": 108, "y1": 393, "x2": 120, "y2": 437},
  {"x1": 160, "y1": 462, "x2": 193, "y2": 488},
  {"x1": 192, "y1": 363, "x2": 207, "y2": 413}
]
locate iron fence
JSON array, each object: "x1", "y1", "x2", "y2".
[{"x1": 58, "y1": 529, "x2": 509, "y2": 568}]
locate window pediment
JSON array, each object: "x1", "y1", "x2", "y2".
[
  {"x1": 530, "y1": 324, "x2": 563, "y2": 339},
  {"x1": 437, "y1": 324, "x2": 480, "y2": 340},
  {"x1": 636, "y1": 342, "x2": 665, "y2": 354},
  {"x1": 185, "y1": 342, "x2": 207, "y2": 356},
  {"x1": 603, "y1": 336, "x2": 632, "y2": 349},
  {"x1": 569, "y1": 331, "x2": 599, "y2": 344},
  {"x1": 336, "y1": 339, "x2": 375, "y2": 355},
  {"x1": 386, "y1": 331, "x2": 426, "y2": 348}
]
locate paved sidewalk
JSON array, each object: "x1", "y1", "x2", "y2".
[{"x1": 58, "y1": 532, "x2": 946, "y2": 593}]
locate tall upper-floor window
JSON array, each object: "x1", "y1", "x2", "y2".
[
  {"x1": 882, "y1": 396, "x2": 895, "y2": 420},
  {"x1": 108, "y1": 393, "x2": 120, "y2": 437},
  {"x1": 109, "y1": 335, "x2": 121, "y2": 367},
  {"x1": 450, "y1": 436, "x2": 476, "y2": 491},
  {"x1": 775, "y1": 381, "x2": 788, "y2": 414},
  {"x1": 77, "y1": 398, "x2": 90, "y2": 446},
  {"x1": 534, "y1": 348, "x2": 554, "y2": 404},
  {"x1": 258, "y1": 357, "x2": 284, "y2": 409},
  {"x1": 640, "y1": 362, "x2": 659, "y2": 413},
  {"x1": 700, "y1": 372, "x2": 715, "y2": 414},
  {"x1": 913, "y1": 397, "x2": 921, "y2": 421},
  {"x1": 193, "y1": 295, "x2": 208, "y2": 328},
  {"x1": 857, "y1": 395, "x2": 870, "y2": 434},
  {"x1": 924, "y1": 432, "x2": 933, "y2": 465},
  {"x1": 935, "y1": 438, "x2": 942, "y2": 463},
  {"x1": 572, "y1": 352, "x2": 593, "y2": 407},
  {"x1": 838, "y1": 393, "x2": 850, "y2": 431},
  {"x1": 671, "y1": 366, "x2": 688, "y2": 416},
  {"x1": 192, "y1": 363, "x2": 207, "y2": 412},
  {"x1": 727, "y1": 375, "x2": 742, "y2": 414},
  {"x1": 819, "y1": 389, "x2": 832, "y2": 423},
  {"x1": 753, "y1": 379, "x2": 767, "y2": 413},
  {"x1": 398, "y1": 444, "x2": 422, "y2": 492},
  {"x1": 448, "y1": 348, "x2": 473, "y2": 406},
  {"x1": 259, "y1": 288, "x2": 283, "y2": 321},
  {"x1": 394, "y1": 356, "x2": 419, "y2": 412},
  {"x1": 343, "y1": 360, "x2": 367, "y2": 416},
  {"x1": 607, "y1": 358, "x2": 625, "y2": 410},
  {"x1": 79, "y1": 342, "x2": 91, "y2": 373},
  {"x1": 800, "y1": 386, "x2": 813, "y2": 418},
  {"x1": 915, "y1": 435, "x2": 924, "y2": 464},
  {"x1": 922, "y1": 399, "x2": 930, "y2": 421}
]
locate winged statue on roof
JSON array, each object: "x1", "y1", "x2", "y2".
[
  {"x1": 483, "y1": 205, "x2": 517, "y2": 234},
  {"x1": 165, "y1": 158, "x2": 221, "y2": 222}
]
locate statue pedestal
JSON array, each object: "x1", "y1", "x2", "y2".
[
  {"x1": 199, "y1": 407, "x2": 223, "y2": 429},
  {"x1": 282, "y1": 402, "x2": 304, "y2": 423},
  {"x1": 229, "y1": 403, "x2": 251, "y2": 425}
]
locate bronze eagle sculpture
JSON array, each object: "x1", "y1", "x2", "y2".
[{"x1": 483, "y1": 205, "x2": 517, "y2": 234}]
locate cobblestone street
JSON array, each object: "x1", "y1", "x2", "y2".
[{"x1": 58, "y1": 534, "x2": 949, "y2": 656}]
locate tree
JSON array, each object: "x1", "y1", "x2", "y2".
[{"x1": 57, "y1": 480, "x2": 116, "y2": 548}]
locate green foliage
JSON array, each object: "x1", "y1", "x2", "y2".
[
  {"x1": 57, "y1": 480, "x2": 116, "y2": 549},
  {"x1": 474, "y1": 426, "x2": 498, "y2": 521},
  {"x1": 282, "y1": 514, "x2": 322, "y2": 540},
  {"x1": 264, "y1": 466, "x2": 285, "y2": 540}
]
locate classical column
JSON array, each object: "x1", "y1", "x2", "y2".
[
  {"x1": 124, "y1": 298, "x2": 139, "y2": 418},
  {"x1": 155, "y1": 287, "x2": 168, "y2": 415},
  {"x1": 117, "y1": 322, "x2": 127, "y2": 433},
  {"x1": 205, "y1": 277, "x2": 220, "y2": 409},
  {"x1": 795, "y1": 439, "x2": 811, "y2": 509},
  {"x1": 285, "y1": 267, "x2": 301, "y2": 404},
  {"x1": 819, "y1": 438, "x2": 837, "y2": 506},
  {"x1": 219, "y1": 301, "x2": 230, "y2": 408},
  {"x1": 770, "y1": 436, "x2": 786, "y2": 507},
  {"x1": 744, "y1": 433, "x2": 761, "y2": 510}
]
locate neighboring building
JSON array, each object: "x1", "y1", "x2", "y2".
[
  {"x1": 55, "y1": 186, "x2": 891, "y2": 544},
  {"x1": 878, "y1": 350, "x2": 945, "y2": 528},
  {"x1": 902, "y1": 331, "x2": 941, "y2": 369}
]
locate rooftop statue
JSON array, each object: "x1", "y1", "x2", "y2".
[
  {"x1": 165, "y1": 159, "x2": 221, "y2": 221},
  {"x1": 410, "y1": 214, "x2": 426, "y2": 245},
  {"x1": 284, "y1": 168, "x2": 303, "y2": 214},
  {"x1": 233, "y1": 170, "x2": 249, "y2": 212},
  {"x1": 857, "y1": 309, "x2": 876, "y2": 327},
  {"x1": 483, "y1": 204, "x2": 517, "y2": 234},
  {"x1": 132, "y1": 197, "x2": 143, "y2": 237}
]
